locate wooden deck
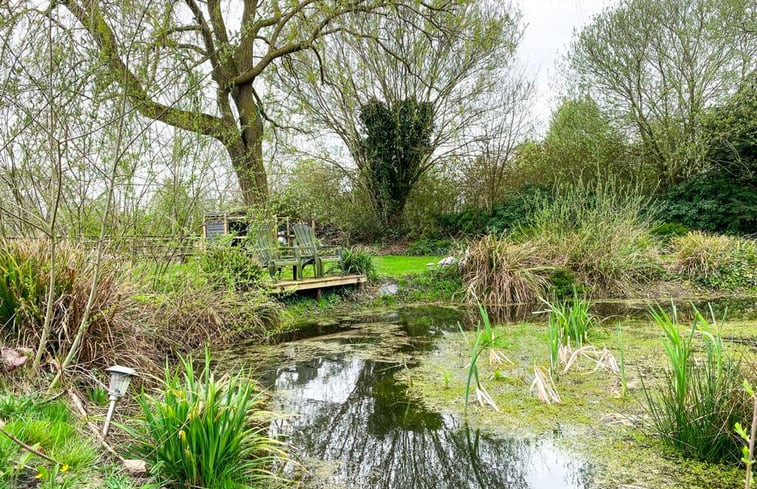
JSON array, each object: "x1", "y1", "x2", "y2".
[{"x1": 269, "y1": 274, "x2": 367, "y2": 294}]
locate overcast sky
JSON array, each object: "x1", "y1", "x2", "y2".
[{"x1": 514, "y1": 0, "x2": 616, "y2": 133}]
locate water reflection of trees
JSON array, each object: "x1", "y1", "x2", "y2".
[{"x1": 270, "y1": 357, "x2": 593, "y2": 489}]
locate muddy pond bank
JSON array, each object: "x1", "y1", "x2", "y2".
[{"x1": 217, "y1": 297, "x2": 757, "y2": 489}]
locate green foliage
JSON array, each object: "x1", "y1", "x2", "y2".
[
  {"x1": 132, "y1": 351, "x2": 285, "y2": 489},
  {"x1": 437, "y1": 185, "x2": 549, "y2": 236},
  {"x1": 670, "y1": 231, "x2": 757, "y2": 290},
  {"x1": 541, "y1": 289, "x2": 595, "y2": 347},
  {"x1": 705, "y1": 72, "x2": 757, "y2": 179},
  {"x1": 541, "y1": 96, "x2": 631, "y2": 185},
  {"x1": 359, "y1": 98, "x2": 435, "y2": 233},
  {"x1": 406, "y1": 238, "x2": 453, "y2": 256},
  {"x1": 650, "y1": 222, "x2": 690, "y2": 243},
  {"x1": 198, "y1": 236, "x2": 263, "y2": 292},
  {"x1": 735, "y1": 380, "x2": 756, "y2": 489},
  {"x1": 520, "y1": 180, "x2": 660, "y2": 294},
  {"x1": 659, "y1": 175, "x2": 757, "y2": 235},
  {"x1": 341, "y1": 248, "x2": 378, "y2": 281},
  {"x1": 397, "y1": 266, "x2": 462, "y2": 303},
  {"x1": 643, "y1": 304, "x2": 752, "y2": 463},
  {"x1": 546, "y1": 268, "x2": 586, "y2": 300}
]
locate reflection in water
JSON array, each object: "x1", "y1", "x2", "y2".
[{"x1": 267, "y1": 354, "x2": 592, "y2": 489}]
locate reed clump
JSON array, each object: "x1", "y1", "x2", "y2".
[
  {"x1": 131, "y1": 351, "x2": 287, "y2": 489},
  {"x1": 643, "y1": 304, "x2": 755, "y2": 463},
  {"x1": 462, "y1": 235, "x2": 552, "y2": 305},
  {"x1": 670, "y1": 231, "x2": 757, "y2": 290},
  {"x1": 521, "y1": 181, "x2": 660, "y2": 295},
  {"x1": 0, "y1": 238, "x2": 153, "y2": 371}
]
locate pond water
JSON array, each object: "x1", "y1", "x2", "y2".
[
  {"x1": 224, "y1": 306, "x2": 596, "y2": 489},
  {"x1": 220, "y1": 297, "x2": 756, "y2": 488}
]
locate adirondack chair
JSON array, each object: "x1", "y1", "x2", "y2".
[
  {"x1": 251, "y1": 227, "x2": 303, "y2": 280},
  {"x1": 292, "y1": 223, "x2": 343, "y2": 278}
]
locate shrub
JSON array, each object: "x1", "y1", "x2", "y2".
[
  {"x1": 670, "y1": 231, "x2": 757, "y2": 290},
  {"x1": 643, "y1": 304, "x2": 754, "y2": 463},
  {"x1": 406, "y1": 238, "x2": 453, "y2": 256},
  {"x1": 0, "y1": 239, "x2": 150, "y2": 370},
  {"x1": 132, "y1": 352, "x2": 286, "y2": 489},
  {"x1": 341, "y1": 248, "x2": 378, "y2": 281},
  {"x1": 436, "y1": 185, "x2": 549, "y2": 236},
  {"x1": 659, "y1": 174, "x2": 757, "y2": 235},
  {"x1": 462, "y1": 234, "x2": 551, "y2": 305},
  {"x1": 519, "y1": 181, "x2": 660, "y2": 294},
  {"x1": 198, "y1": 237, "x2": 264, "y2": 292}
]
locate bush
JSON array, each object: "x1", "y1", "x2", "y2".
[
  {"x1": 462, "y1": 234, "x2": 552, "y2": 305},
  {"x1": 650, "y1": 222, "x2": 690, "y2": 243},
  {"x1": 341, "y1": 248, "x2": 378, "y2": 281},
  {"x1": 132, "y1": 352, "x2": 286, "y2": 489},
  {"x1": 643, "y1": 305, "x2": 754, "y2": 463},
  {"x1": 670, "y1": 231, "x2": 757, "y2": 290},
  {"x1": 659, "y1": 175, "x2": 757, "y2": 235},
  {"x1": 406, "y1": 238, "x2": 453, "y2": 256},
  {"x1": 437, "y1": 185, "x2": 549, "y2": 236},
  {"x1": 0, "y1": 239, "x2": 149, "y2": 370},
  {"x1": 198, "y1": 236, "x2": 264, "y2": 292}
]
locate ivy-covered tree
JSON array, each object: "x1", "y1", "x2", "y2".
[{"x1": 359, "y1": 98, "x2": 434, "y2": 232}]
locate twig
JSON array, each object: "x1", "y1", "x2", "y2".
[{"x1": 0, "y1": 425, "x2": 62, "y2": 465}]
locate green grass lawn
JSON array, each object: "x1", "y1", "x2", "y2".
[{"x1": 374, "y1": 255, "x2": 442, "y2": 278}]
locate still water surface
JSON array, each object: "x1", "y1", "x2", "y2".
[{"x1": 227, "y1": 306, "x2": 596, "y2": 488}]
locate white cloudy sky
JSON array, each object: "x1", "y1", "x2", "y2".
[{"x1": 514, "y1": 0, "x2": 616, "y2": 133}]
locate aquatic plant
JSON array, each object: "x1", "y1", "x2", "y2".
[
  {"x1": 520, "y1": 180, "x2": 659, "y2": 294},
  {"x1": 617, "y1": 323, "x2": 627, "y2": 397},
  {"x1": 530, "y1": 366, "x2": 560, "y2": 405},
  {"x1": 132, "y1": 351, "x2": 287, "y2": 489},
  {"x1": 735, "y1": 380, "x2": 756, "y2": 489},
  {"x1": 643, "y1": 304, "x2": 752, "y2": 462},
  {"x1": 540, "y1": 288, "x2": 595, "y2": 347},
  {"x1": 462, "y1": 305, "x2": 505, "y2": 414}
]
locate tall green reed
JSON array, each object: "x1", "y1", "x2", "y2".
[
  {"x1": 541, "y1": 288, "x2": 594, "y2": 348},
  {"x1": 643, "y1": 303, "x2": 750, "y2": 462}
]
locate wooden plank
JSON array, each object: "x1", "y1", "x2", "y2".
[{"x1": 269, "y1": 274, "x2": 366, "y2": 293}]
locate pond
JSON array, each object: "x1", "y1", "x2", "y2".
[{"x1": 219, "y1": 297, "x2": 757, "y2": 488}]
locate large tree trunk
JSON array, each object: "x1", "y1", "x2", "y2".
[{"x1": 228, "y1": 85, "x2": 268, "y2": 205}]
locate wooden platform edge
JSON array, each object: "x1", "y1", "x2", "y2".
[{"x1": 269, "y1": 274, "x2": 367, "y2": 293}]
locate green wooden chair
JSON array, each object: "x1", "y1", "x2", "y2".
[
  {"x1": 252, "y1": 227, "x2": 303, "y2": 280},
  {"x1": 292, "y1": 223, "x2": 343, "y2": 278}
]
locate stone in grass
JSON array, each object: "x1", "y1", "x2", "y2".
[
  {"x1": 123, "y1": 459, "x2": 147, "y2": 475},
  {"x1": 437, "y1": 256, "x2": 458, "y2": 267}
]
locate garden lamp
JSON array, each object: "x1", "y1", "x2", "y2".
[{"x1": 103, "y1": 365, "x2": 138, "y2": 437}]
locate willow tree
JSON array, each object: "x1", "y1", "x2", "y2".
[{"x1": 6, "y1": 0, "x2": 447, "y2": 205}]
